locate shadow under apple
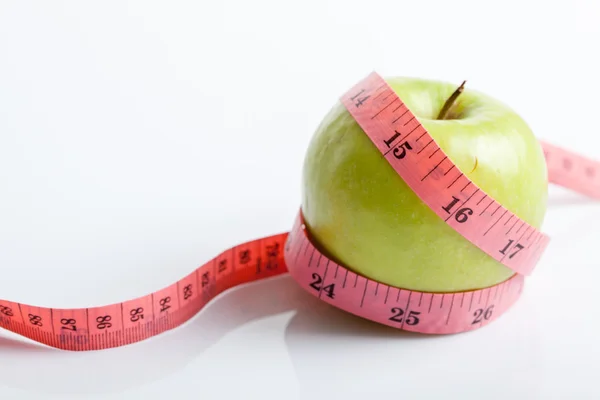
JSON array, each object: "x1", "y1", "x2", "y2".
[{"x1": 282, "y1": 283, "x2": 545, "y2": 399}]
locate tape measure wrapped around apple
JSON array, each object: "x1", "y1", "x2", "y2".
[{"x1": 1, "y1": 72, "x2": 598, "y2": 350}]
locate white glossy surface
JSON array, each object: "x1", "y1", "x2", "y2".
[{"x1": 1, "y1": 1, "x2": 599, "y2": 399}]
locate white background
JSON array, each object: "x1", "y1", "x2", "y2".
[{"x1": 1, "y1": 1, "x2": 599, "y2": 399}]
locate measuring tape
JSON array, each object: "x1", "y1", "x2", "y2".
[{"x1": 1, "y1": 72, "x2": 599, "y2": 351}]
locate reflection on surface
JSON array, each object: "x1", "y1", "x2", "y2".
[
  {"x1": 283, "y1": 287, "x2": 544, "y2": 399},
  {"x1": 0, "y1": 192, "x2": 584, "y2": 396},
  {"x1": 0, "y1": 275, "x2": 303, "y2": 395},
  {"x1": 0, "y1": 271, "x2": 544, "y2": 398}
]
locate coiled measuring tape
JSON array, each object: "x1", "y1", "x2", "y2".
[{"x1": 1, "y1": 72, "x2": 598, "y2": 351}]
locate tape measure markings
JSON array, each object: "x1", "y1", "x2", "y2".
[
  {"x1": 283, "y1": 212, "x2": 524, "y2": 334},
  {"x1": 0, "y1": 233, "x2": 288, "y2": 350},
  {"x1": 341, "y1": 72, "x2": 549, "y2": 276}
]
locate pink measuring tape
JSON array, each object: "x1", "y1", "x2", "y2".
[{"x1": 1, "y1": 72, "x2": 598, "y2": 350}]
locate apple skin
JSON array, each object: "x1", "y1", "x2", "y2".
[{"x1": 300, "y1": 76, "x2": 548, "y2": 293}]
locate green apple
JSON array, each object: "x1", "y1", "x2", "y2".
[{"x1": 301, "y1": 76, "x2": 548, "y2": 293}]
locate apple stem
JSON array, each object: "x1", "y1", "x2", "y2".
[{"x1": 437, "y1": 80, "x2": 467, "y2": 120}]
